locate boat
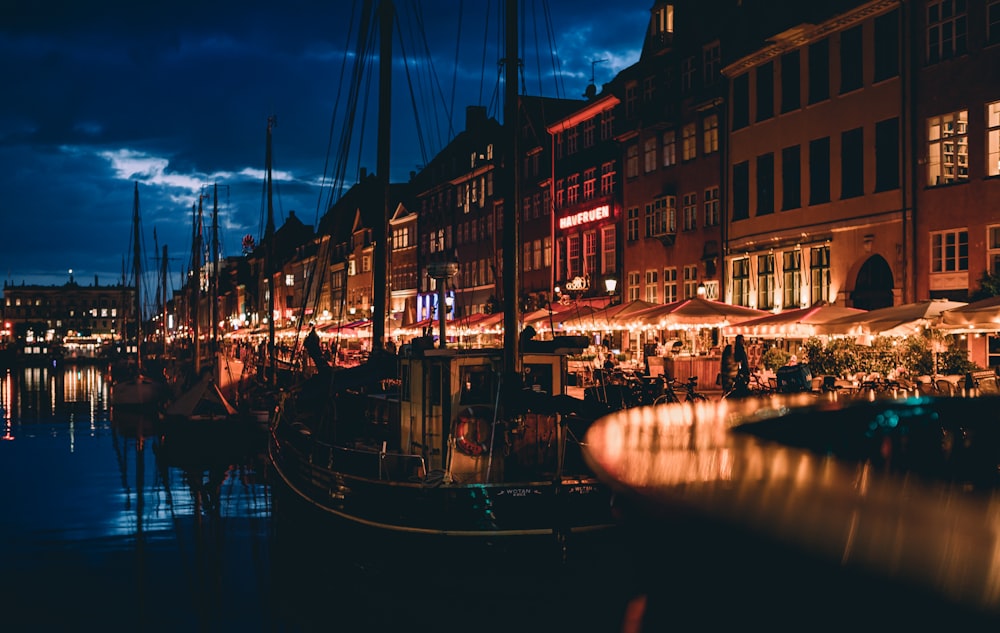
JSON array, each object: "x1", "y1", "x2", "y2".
[
  {"x1": 111, "y1": 182, "x2": 169, "y2": 408},
  {"x1": 267, "y1": 1, "x2": 616, "y2": 549}
]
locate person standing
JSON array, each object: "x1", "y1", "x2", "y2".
[
  {"x1": 720, "y1": 343, "x2": 736, "y2": 393},
  {"x1": 733, "y1": 334, "x2": 751, "y2": 394}
]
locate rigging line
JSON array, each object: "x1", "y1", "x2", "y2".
[
  {"x1": 337, "y1": 9, "x2": 379, "y2": 200},
  {"x1": 541, "y1": 0, "x2": 566, "y2": 98},
  {"x1": 396, "y1": 20, "x2": 431, "y2": 167},
  {"x1": 325, "y1": 0, "x2": 375, "y2": 212},
  {"x1": 407, "y1": 3, "x2": 452, "y2": 151},
  {"x1": 449, "y1": 0, "x2": 463, "y2": 140},
  {"x1": 529, "y1": 0, "x2": 543, "y2": 98},
  {"x1": 314, "y1": 1, "x2": 360, "y2": 225},
  {"x1": 478, "y1": 0, "x2": 491, "y2": 107}
]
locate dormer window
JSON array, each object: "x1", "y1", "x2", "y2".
[{"x1": 651, "y1": 4, "x2": 674, "y2": 47}]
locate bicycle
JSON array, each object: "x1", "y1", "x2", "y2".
[{"x1": 653, "y1": 376, "x2": 708, "y2": 404}]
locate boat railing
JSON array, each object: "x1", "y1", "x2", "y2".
[{"x1": 308, "y1": 440, "x2": 426, "y2": 482}]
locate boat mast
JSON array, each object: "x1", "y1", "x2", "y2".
[
  {"x1": 132, "y1": 181, "x2": 144, "y2": 375},
  {"x1": 371, "y1": 0, "x2": 393, "y2": 353},
  {"x1": 211, "y1": 183, "x2": 220, "y2": 373},
  {"x1": 192, "y1": 197, "x2": 203, "y2": 377},
  {"x1": 264, "y1": 115, "x2": 277, "y2": 386},
  {"x1": 502, "y1": 0, "x2": 521, "y2": 381},
  {"x1": 161, "y1": 243, "x2": 168, "y2": 360}
]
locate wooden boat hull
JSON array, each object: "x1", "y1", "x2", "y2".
[
  {"x1": 268, "y1": 419, "x2": 616, "y2": 538},
  {"x1": 111, "y1": 374, "x2": 168, "y2": 407}
]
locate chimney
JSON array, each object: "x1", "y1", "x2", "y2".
[{"x1": 466, "y1": 105, "x2": 487, "y2": 132}]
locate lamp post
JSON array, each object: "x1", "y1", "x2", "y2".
[{"x1": 426, "y1": 260, "x2": 459, "y2": 348}]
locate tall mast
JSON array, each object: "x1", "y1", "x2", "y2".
[
  {"x1": 132, "y1": 181, "x2": 143, "y2": 375},
  {"x1": 211, "y1": 183, "x2": 220, "y2": 369},
  {"x1": 502, "y1": 0, "x2": 521, "y2": 380},
  {"x1": 161, "y1": 243, "x2": 168, "y2": 359},
  {"x1": 265, "y1": 115, "x2": 277, "y2": 386},
  {"x1": 192, "y1": 197, "x2": 203, "y2": 377},
  {"x1": 372, "y1": 0, "x2": 393, "y2": 353}
]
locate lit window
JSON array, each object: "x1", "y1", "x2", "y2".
[
  {"x1": 663, "y1": 267, "x2": 677, "y2": 303},
  {"x1": 931, "y1": 229, "x2": 968, "y2": 273},
  {"x1": 662, "y1": 130, "x2": 676, "y2": 167},
  {"x1": 988, "y1": 225, "x2": 1000, "y2": 275},
  {"x1": 644, "y1": 137, "x2": 657, "y2": 173},
  {"x1": 757, "y1": 254, "x2": 775, "y2": 310},
  {"x1": 702, "y1": 115, "x2": 718, "y2": 154},
  {"x1": 988, "y1": 101, "x2": 1000, "y2": 177},
  {"x1": 682, "y1": 123, "x2": 696, "y2": 161},
  {"x1": 645, "y1": 269, "x2": 659, "y2": 303},
  {"x1": 927, "y1": 110, "x2": 968, "y2": 186},
  {"x1": 682, "y1": 193, "x2": 697, "y2": 231}
]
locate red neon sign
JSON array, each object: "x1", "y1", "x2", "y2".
[{"x1": 558, "y1": 204, "x2": 610, "y2": 230}]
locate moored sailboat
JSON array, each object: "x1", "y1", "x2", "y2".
[
  {"x1": 267, "y1": 0, "x2": 616, "y2": 549},
  {"x1": 111, "y1": 182, "x2": 169, "y2": 409}
]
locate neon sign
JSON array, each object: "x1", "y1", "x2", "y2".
[{"x1": 558, "y1": 204, "x2": 610, "y2": 229}]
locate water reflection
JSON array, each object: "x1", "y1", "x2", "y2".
[{"x1": 0, "y1": 363, "x2": 111, "y2": 430}]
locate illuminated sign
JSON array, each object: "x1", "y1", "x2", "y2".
[{"x1": 558, "y1": 204, "x2": 610, "y2": 230}]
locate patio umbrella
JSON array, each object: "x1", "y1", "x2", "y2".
[
  {"x1": 726, "y1": 304, "x2": 866, "y2": 339},
  {"x1": 615, "y1": 297, "x2": 766, "y2": 331},
  {"x1": 817, "y1": 299, "x2": 967, "y2": 337},
  {"x1": 935, "y1": 295, "x2": 1000, "y2": 332},
  {"x1": 560, "y1": 299, "x2": 658, "y2": 332}
]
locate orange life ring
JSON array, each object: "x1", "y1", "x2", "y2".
[{"x1": 454, "y1": 406, "x2": 492, "y2": 457}]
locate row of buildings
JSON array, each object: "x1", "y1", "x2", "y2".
[{"x1": 5, "y1": 1, "x2": 1000, "y2": 369}]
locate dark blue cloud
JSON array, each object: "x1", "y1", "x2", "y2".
[{"x1": 0, "y1": 0, "x2": 648, "y2": 289}]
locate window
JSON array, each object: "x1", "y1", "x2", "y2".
[
  {"x1": 733, "y1": 73, "x2": 749, "y2": 130},
  {"x1": 555, "y1": 178, "x2": 564, "y2": 209},
  {"x1": 702, "y1": 115, "x2": 718, "y2": 154},
  {"x1": 839, "y1": 25, "x2": 863, "y2": 93},
  {"x1": 757, "y1": 253, "x2": 775, "y2": 310},
  {"x1": 643, "y1": 76, "x2": 655, "y2": 103},
  {"x1": 601, "y1": 109, "x2": 614, "y2": 140},
  {"x1": 874, "y1": 10, "x2": 900, "y2": 81},
  {"x1": 931, "y1": 229, "x2": 968, "y2": 272},
  {"x1": 646, "y1": 196, "x2": 676, "y2": 236},
  {"x1": 583, "y1": 119, "x2": 595, "y2": 147},
  {"x1": 756, "y1": 153, "x2": 774, "y2": 215},
  {"x1": 523, "y1": 242, "x2": 533, "y2": 272},
  {"x1": 626, "y1": 83, "x2": 638, "y2": 118},
  {"x1": 285, "y1": 274, "x2": 295, "y2": 286},
  {"x1": 841, "y1": 127, "x2": 864, "y2": 199},
  {"x1": 567, "y1": 174, "x2": 579, "y2": 205},
  {"x1": 628, "y1": 271, "x2": 641, "y2": 302},
  {"x1": 704, "y1": 186, "x2": 720, "y2": 226},
  {"x1": 602, "y1": 226, "x2": 616, "y2": 274},
  {"x1": 626, "y1": 144, "x2": 639, "y2": 178},
  {"x1": 810, "y1": 245, "x2": 830, "y2": 305},
  {"x1": 645, "y1": 269, "x2": 659, "y2": 303},
  {"x1": 554, "y1": 132, "x2": 563, "y2": 159},
  {"x1": 683, "y1": 265, "x2": 699, "y2": 299},
  {"x1": 651, "y1": 3, "x2": 674, "y2": 43},
  {"x1": 808, "y1": 39, "x2": 829, "y2": 104},
  {"x1": 780, "y1": 50, "x2": 800, "y2": 113},
  {"x1": 567, "y1": 234, "x2": 582, "y2": 278},
  {"x1": 682, "y1": 123, "x2": 697, "y2": 161},
  {"x1": 544, "y1": 236, "x2": 552, "y2": 267},
  {"x1": 756, "y1": 61, "x2": 774, "y2": 121},
  {"x1": 583, "y1": 168, "x2": 596, "y2": 200},
  {"x1": 782, "y1": 145, "x2": 801, "y2": 210},
  {"x1": 988, "y1": 225, "x2": 1000, "y2": 275},
  {"x1": 681, "y1": 56, "x2": 695, "y2": 93},
  {"x1": 627, "y1": 206, "x2": 640, "y2": 242},
  {"x1": 732, "y1": 258, "x2": 750, "y2": 307},
  {"x1": 534, "y1": 238, "x2": 543, "y2": 271},
  {"x1": 664, "y1": 267, "x2": 678, "y2": 303},
  {"x1": 991, "y1": 1, "x2": 1000, "y2": 45},
  {"x1": 927, "y1": 0, "x2": 967, "y2": 63},
  {"x1": 783, "y1": 250, "x2": 802, "y2": 309},
  {"x1": 567, "y1": 126, "x2": 579, "y2": 154},
  {"x1": 809, "y1": 137, "x2": 831, "y2": 204},
  {"x1": 927, "y1": 110, "x2": 969, "y2": 185},
  {"x1": 584, "y1": 231, "x2": 598, "y2": 278},
  {"x1": 682, "y1": 192, "x2": 697, "y2": 231},
  {"x1": 601, "y1": 162, "x2": 616, "y2": 195},
  {"x1": 662, "y1": 130, "x2": 677, "y2": 167},
  {"x1": 733, "y1": 161, "x2": 749, "y2": 220},
  {"x1": 988, "y1": 101, "x2": 1000, "y2": 177},
  {"x1": 703, "y1": 43, "x2": 720, "y2": 85},
  {"x1": 644, "y1": 137, "x2": 658, "y2": 173},
  {"x1": 875, "y1": 117, "x2": 900, "y2": 191}
]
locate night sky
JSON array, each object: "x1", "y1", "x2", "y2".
[{"x1": 0, "y1": 0, "x2": 649, "y2": 293}]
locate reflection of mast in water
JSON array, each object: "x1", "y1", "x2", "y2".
[{"x1": 110, "y1": 408, "x2": 158, "y2": 623}]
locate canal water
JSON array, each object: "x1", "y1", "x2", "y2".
[{"x1": 0, "y1": 364, "x2": 636, "y2": 633}]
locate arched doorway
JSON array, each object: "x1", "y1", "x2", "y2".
[{"x1": 851, "y1": 255, "x2": 894, "y2": 310}]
